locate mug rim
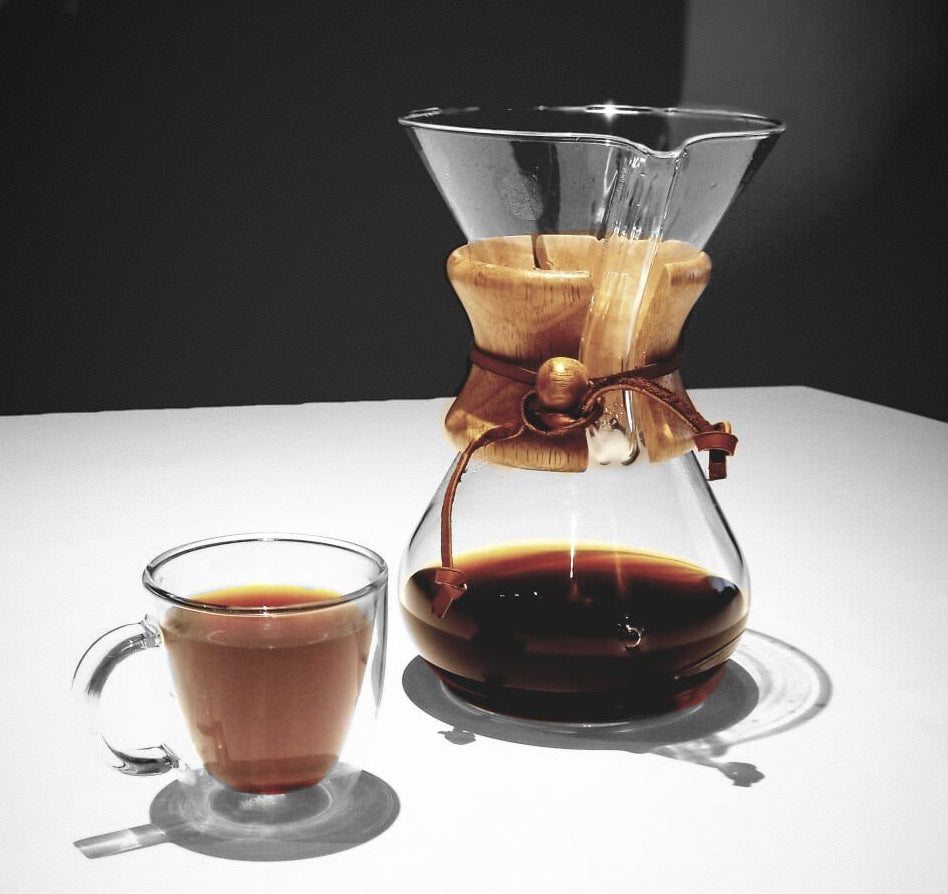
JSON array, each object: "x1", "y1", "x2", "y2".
[{"x1": 142, "y1": 533, "x2": 388, "y2": 615}]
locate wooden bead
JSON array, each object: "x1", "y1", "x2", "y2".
[{"x1": 535, "y1": 357, "x2": 590, "y2": 412}]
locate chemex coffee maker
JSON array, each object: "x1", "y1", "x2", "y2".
[{"x1": 398, "y1": 105, "x2": 784, "y2": 723}]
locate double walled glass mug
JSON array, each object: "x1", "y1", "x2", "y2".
[{"x1": 73, "y1": 534, "x2": 387, "y2": 801}]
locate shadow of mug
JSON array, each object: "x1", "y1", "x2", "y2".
[
  {"x1": 75, "y1": 765, "x2": 400, "y2": 862},
  {"x1": 402, "y1": 629, "x2": 831, "y2": 786}
]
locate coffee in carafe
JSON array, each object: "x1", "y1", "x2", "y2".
[{"x1": 403, "y1": 543, "x2": 747, "y2": 721}]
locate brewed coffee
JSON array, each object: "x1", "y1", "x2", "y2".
[
  {"x1": 402, "y1": 544, "x2": 747, "y2": 722},
  {"x1": 162, "y1": 585, "x2": 372, "y2": 793}
]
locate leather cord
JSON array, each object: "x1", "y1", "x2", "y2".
[{"x1": 469, "y1": 344, "x2": 682, "y2": 385}]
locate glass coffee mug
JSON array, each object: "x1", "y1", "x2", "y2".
[{"x1": 73, "y1": 534, "x2": 387, "y2": 798}]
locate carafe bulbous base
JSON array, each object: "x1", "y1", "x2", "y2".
[{"x1": 399, "y1": 452, "x2": 749, "y2": 722}]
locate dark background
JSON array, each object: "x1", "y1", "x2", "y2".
[{"x1": 1, "y1": 0, "x2": 944, "y2": 419}]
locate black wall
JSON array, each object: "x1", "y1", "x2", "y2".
[
  {"x1": 680, "y1": 1, "x2": 945, "y2": 420},
  {"x1": 1, "y1": 1, "x2": 944, "y2": 420}
]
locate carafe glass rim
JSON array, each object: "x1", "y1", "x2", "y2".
[{"x1": 399, "y1": 104, "x2": 785, "y2": 156}]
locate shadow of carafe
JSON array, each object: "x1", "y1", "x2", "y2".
[
  {"x1": 403, "y1": 629, "x2": 832, "y2": 787},
  {"x1": 74, "y1": 764, "x2": 400, "y2": 862}
]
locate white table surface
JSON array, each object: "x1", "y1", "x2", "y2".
[{"x1": 1, "y1": 387, "x2": 945, "y2": 893}]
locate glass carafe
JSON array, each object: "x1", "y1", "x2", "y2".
[{"x1": 398, "y1": 106, "x2": 784, "y2": 722}]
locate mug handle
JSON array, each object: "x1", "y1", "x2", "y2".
[{"x1": 72, "y1": 620, "x2": 180, "y2": 776}]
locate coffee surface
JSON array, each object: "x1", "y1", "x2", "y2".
[
  {"x1": 402, "y1": 543, "x2": 747, "y2": 721},
  {"x1": 162, "y1": 585, "x2": 372, "y2": 793}
]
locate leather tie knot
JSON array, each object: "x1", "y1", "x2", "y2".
[{"x1": 525, "y1": 357, "x2": 599, "y2": 433}]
